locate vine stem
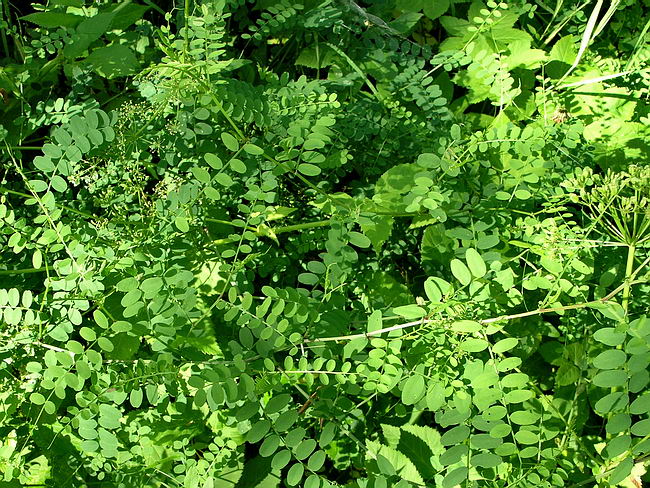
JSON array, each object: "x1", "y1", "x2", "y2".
[{"x1": 305, "y1": 256, "x2": 650, "y2": 344}]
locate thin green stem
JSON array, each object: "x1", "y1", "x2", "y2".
[
  {"x1": 0, "y1": 267, "x2": 47, "y2": 275},
  {"x1": 0, "y1": 186, "x2": 95, "y2": 219},
  {"x1": 306, "y1": 259, "x2": 650, "y2": 343},
  {"x1": 625, "y1": 17, "x2": 650, "y2": 70},
  {"x1": 274, "y1": 220, "x2": 331, "y2": 234},
  {"x1": 141, "y1": 0, "x2": 166, "y2": 15},
  {"x1": 36, "y1": 54, "x2": 63, "y2": 82},
  {"x1": 0, "y1": 0, "x2": 10, "y2": 58},
  {"x1": 204, "y1": 217, "x2": 257, "y2": 232},
  {"x1": 211, "y1": 219, "x2": 331, "y2": 246},
  {"x1": 112, "y1": 0, "x2": 133, "y2": 13},
  {"x1": 323, "y1": 42, "x2": 383, "y2": 103},
  {"x1": 543, "y1": 0, "x2": 590, "y2": 44},
  {"x1": 0, "y1": 186, "x2": 31, "y2": 199},
  {"x1": 183, "y1": 0, "x2": 191, "y2": 63},
  {"x1": 622, "y1": 243, "x2": 636, "y2": 316}
]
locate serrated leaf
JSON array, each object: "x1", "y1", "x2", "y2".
[
  {"x1": 423, "y1": 0, "x2": 449, "y2": 20},
  {"x1": 22, "y1": 12, "x2": 83, "y2": 28},
  {"x1": 358, "y1": 214, "x2": 393, "y2": 252},
  {"x1": 366, "y1": 440, "x2": 424, "y2": 484},
  {"x1": 549, "y1": 35, "x2": 577, "y2": 64},
  {"x1": 86, "y1": 44, "x2": 138, "y2": 78}
]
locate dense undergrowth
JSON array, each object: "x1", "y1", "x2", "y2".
[{"x1": 1, "y1": 0, "x2": 650, "y2": 486}]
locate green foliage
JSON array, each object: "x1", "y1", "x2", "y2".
[{"x1": 1, "y1": 0, "x2": 650, "y2": 487}]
